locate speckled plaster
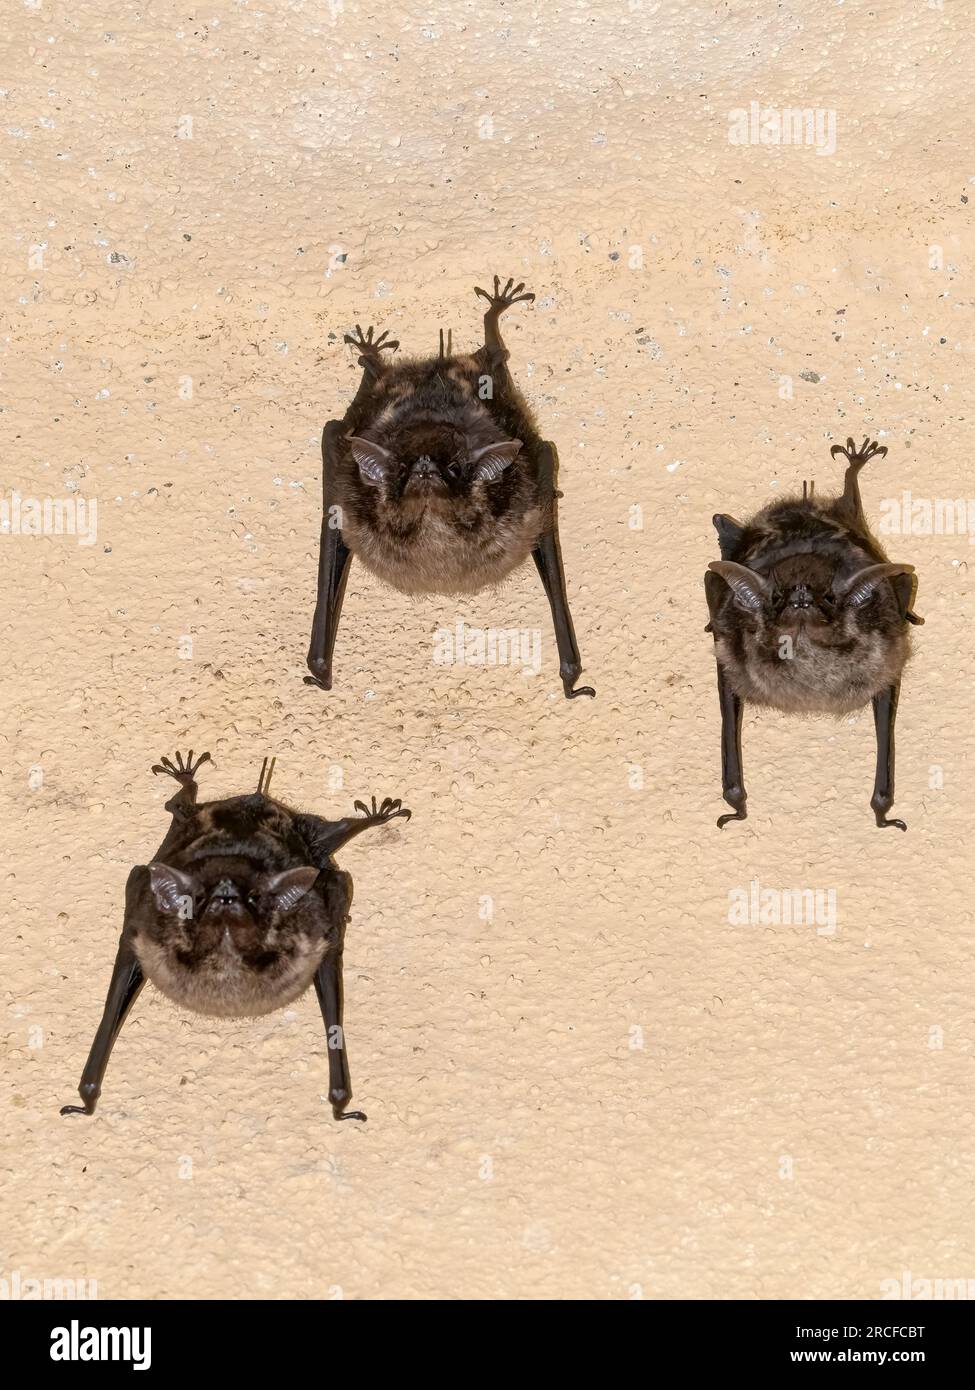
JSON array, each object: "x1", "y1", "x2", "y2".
[{"x1": 1, "y1": 0, "x2": 973, "y2": 1302}]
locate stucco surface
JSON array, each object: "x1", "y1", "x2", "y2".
[{"x1": 1, "y1": 0, "x2": 973, "y2": 1300}]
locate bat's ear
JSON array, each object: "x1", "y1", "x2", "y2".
[
  {"x1": 347, "y1": 435, "x2": 393, "y2": 487},
  {"x1": 264, "y1": 866, "x2": 320, "y2": 914},
  {"x1": 841, "y1": 562, "x2": 915, "y2": 608},
  {"x1": 708, "y1": 561, "x2": 768, "y2": 612},
  {"x1": 147, "y1": 863, "x2": 196, "y2": 913},
  {"x1": 469, "y1": 439, "x2": 522, "y2": 483}
]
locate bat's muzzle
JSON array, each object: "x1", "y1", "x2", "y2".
[
  {"x1": 204, "y1": 879, "x2": 247, "y2": 918},
  {"x1": 405, "y1": 456, "x2": 448, "y2": 495},
  {"x1": 786, "y1": 584, "x2": 814, "y2": 610}
]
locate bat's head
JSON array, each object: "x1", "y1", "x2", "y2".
[
  {"x1": 709, "y1": 554, "x2": 913, "y2": 710},
  {"x1": 135, "y1": 855, "x2": 330, "y2": 1017},
  {"x1": 710, "y1": 555, "x2": 912, "y2": 645},
  {"x1": 346, "y1": 426, "x2": 523, "y2": 514}
]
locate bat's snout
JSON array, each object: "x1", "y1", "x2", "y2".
[
  {"x1": 211, "y1": 878, "x2": 242, "y2": 904},
  {"x1": 404, "y1": 456, "x2": 448, "y2": 496},
  {"x1": 786, "y1": 584, "x2": 814, "y2": 610},
  {"x1": 204, "y1": 879, "x2": 249, "y2": 920}
]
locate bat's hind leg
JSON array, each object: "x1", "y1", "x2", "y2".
[
  {"x1": 474, "y1": 275, "x2": 535, "y2": 369},
  {"x1": 151, "y1": 750, "x2": 211, "y2": 843},
  {"x1": 341, "y1": 323, "x2": 398, "y2": 419},
  {"x1": 343, "y1": 324, "x2": 398, "y2": 379},
  {"x1": 151, "y1": 748, "x2": 211, "y2": 788},
  {"x1": 830, "y1": 435, "x2": 887, "y2": 528}
]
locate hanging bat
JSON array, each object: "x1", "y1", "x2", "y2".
[
  {"x1": 705, "y1": 437, "x2": 922, "y2": 829},
  {"x1": 305, "y1": 275, "x2": 595, "y2": 699},
  {"x1": 60, "y1": 750, "x2": 410, "y2": 1121}
]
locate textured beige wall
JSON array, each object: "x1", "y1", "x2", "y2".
[{"x1": 2, "y1": 0, "x2": 973, "y2": 1301}]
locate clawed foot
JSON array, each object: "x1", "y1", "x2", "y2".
[
  {"x1": 329, "y1": 1086, "x2": 367, "y2": 1122},
  {"x1": 352, "y1": 796, "x2": 411, "y2": 825},
  {"x1": 875, "y1": 812, "x2": 907, "y2": 831},
  {"x1": 561, "y1": 661, "x2": 595, "y2": 700},
  {"x1": 830, "y1": 436, "x2": 887, "y2": 467},
  {"x1": 151, "y1": 749, "x2": 211, "y2": 783},
  {"x1": 717, "y1": 805, "x2": 747, "y2": 829},
  {"x1": 304, "y1": 654, "x2": 333, "y2": 691},
  {"x1": 60, "y1": 1081, "x2": 99, "y2": 1116},
  {"x1": 474, "y1": 275, "x2": 535, "y2": 314},
  {"x1": 343, "y1": 324, "x2": 399, "y2": 359}
]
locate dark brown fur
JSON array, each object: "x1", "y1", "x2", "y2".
[
  {"x1": 709, "y1": 492, "x2": 912, "y2": 715},
  {"x1": 704, "y1": 439, "x2": 921, "y2": 828},
  {"x1": 305, "y1": 281, "x2": 595, "y2": 699},
  {"x1": 334, "y1": 352, "x2": 547, "y2": 595},
  {"x1": 702, "y1": 439, "x2": 925, "y2": 830},
  {"x1": 60, "y1": 752, "x2": 411, "y2": 1119},
  {"x1": 135, "y1": 792, "x2": 350, "y2": 1017}
]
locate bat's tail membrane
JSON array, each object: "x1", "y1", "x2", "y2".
[{"x1": 257, "y1": 756, "x2": 277, "y2": 796}]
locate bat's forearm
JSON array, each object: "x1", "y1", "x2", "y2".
[
  {"x1": 305, "y1": 422, "x2": 353, "y2": 692},
  {"x1": 314, "y1": 947, "x2": 365, "y2": 1122},
  {"x1": 60, "y1": 887, "x2": 145, "y2": 1117}
]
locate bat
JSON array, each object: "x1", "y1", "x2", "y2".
[
  {"x1": 60, "y1": 750, "x2": 410, "y2": 1121},
  {"x1": 305, "y1": 275, "x2": 595, "y2": 699},
  {"x1": 705, "y1": 437, "x2": 922, "y2": 829}
]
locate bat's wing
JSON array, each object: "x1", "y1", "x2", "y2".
[
  {"x1": 305, "y1": 421, "x2": 354, "y2": 691},
  {"x1": 529, "y1": 440, "x2": 595, "y2": 698},
  {"x1": 712, "y1": 513, "x2": 745, "y2": 559},
  {"x1": 60, "y1": 866, "x2": 148, "y2": 1116},
  {"x1": 318, "y1": 863, "x2": 353, "y2": 922}
]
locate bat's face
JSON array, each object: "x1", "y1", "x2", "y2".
[
  {"x1": 346, "y1": 424, "x2": 523, "y2": 517},
  {"x1": 134, "y1": 855, "x2": 329, "y2": 1017},
  {"x1": 734, "y1": 554, "x2": 853, "y2": 644},
  {"x1": 710, "y1": 553, "x2": 912, "y2": 712}
]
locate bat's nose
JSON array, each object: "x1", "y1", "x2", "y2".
[
  {"x1": 412, "y1": 455, "x2": 439, "y2": 478},
  {"x1": 787, "y1": 584, "x2": 813, "y2": 609},
  {"x1": 211, "y1": 878, "x2": 241, "y2": 905}
]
